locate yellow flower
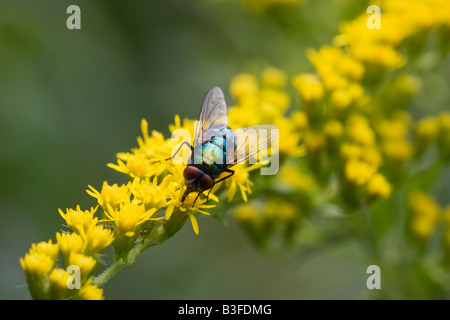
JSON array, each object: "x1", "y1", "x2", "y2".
[
  {"x1": 29, "y1": 240, "x2": 59, "y2": 261},
  {"x1": 409, "y1": 191, "x2": 442, "y2": 238},
  {"x1": 443, "y1": 206, "x2": 450, "y2": 246},
  {"x1": 291, "y1": 111, "x2": 309, "y2": 130},
  {"x1": 158, "y1": 167, "x2": 197, "y2": 221},
  {"x1": 109, "y1": 119, "x2": 176, "y2": 181},
  {"x1": 68, "y1": 252, "x2": 97, "y2": 280},
  {"x1": 351, "y1": 43, "x2": 406, "y2": 70},
  {"x1": 307, "y1": 46, "x2": 364, "y2": 83},
  {"x1": 260, "y1": 89, "x2": 290, "y2": 115},
  {"x1": 382, "y1": 139, "x2": 413, "y2": 162},
  {"x1": 273, "y1": 116, "x2": 304, "y2": 156},
  {"x1": 59, "y1": 205, "x2": 99, "y2": 234},
  {"x1": 128, "y1": 177, "x2": 170, "y2": 210},
  {"x1": 108, "y1": 154, "x2": 162, "y2": 180},
  {"x1": 75, "y1": 279, "x2": 104, "y2": 300},
  {"x1": 394, "y1": 74, "x2": 422, "y2": 96},
  {"x1": 225, "y1": 162, "x2": 269, "y2": 202},
  {"x1": 20, "y1": 240, "x2": 60, "y2": 299},
  {"x1": 337, "y1": 14, "x2": 407, "y2": 68},
  {"x1": 438, "y1": 112, "x2": 450, "y2": 152},
  {"x1": 105, "y1": 200, "x2": 158, "y2": 238},
  {"x1": 56, "y1": 232, "x2": 84, "y2": 267},
  {"x1": 267, "y1": 200, "x2": 299, "y2": 222},
  {"x1": 324, "y1": 120, "x2": 344, "y2": 140},
  {"x1": 304, "y1": 130, "x2": 325, "y2": 153},
  {"x1": 346, "y1": 114, "x2": 376, "y2": 146},
  {"x1": 233, "y1": 199, "x2": 301, "y2": 251},
  {"x1": 49, "y1": 268, "x2": 70, "y2": 289},
  {"x1": 233, "y1": 202, "x2": 259, "y2": 223},
  {"x1": 84, "y1": 224, "x2": 115, "y2": 255},
  {"x1": 86, "y1": 181, "x2": 131, "y2": 212},
  {"x1": 330, "y1": 88, "x2": 353, "y2": 110},
  {"x1": 168, "y1": 114, "x2": 196, "y2": 141},
  {"x1": 20, "y1": 251, "x2": 55, "y2": 277},
  {"x1": 340, "y1": 143, "x2": 382, "y2": 169},
  {"x1": 48, "y1": 268, "x2": 71, "y2": 299},
  {"x1": 337, "y1": 56, "x2": 365, "y2": 81},
  {"x1": 172, "y1": 192, "x2": 216, "y2": 235},
  {"x1": 261, "y1": 67, "x2": 288, "y2": 89},
  {"x1": 376, "y1": 118, "x2": 409, "y2": 141},
  {"x1": 345, "y1": 159, "x2": 376, "y2": 186},
  {"x1": 228, "y1": 103, "x2": 262, "y2": 129},
  {"x1": 439, "y1": 112, "x2": 450, "y2": 132},
  {"x1": 415, "y1": 116, "x2": 440, "y2": 140},
  {"x1": 367, "y1": 173, "x2": 392, "y2": 199},
  {"x1": 361, "y1": 146, "x2": 383, "y2": 169},
  {"x1": 279, "y1": 164, "x2": 316, "y2": 193},
  {"x1": 292, "y1": 73, "x2": 324, "y2": 104},
  {"x1": 230, "y1": 73, "x2": 259, "y2": 102},
  {"x1": 135, "y1": 118, "x2": 176, "y2": 160},
  {"x1": 340, "y1": 143, "x2": 363, "y2": 160}
]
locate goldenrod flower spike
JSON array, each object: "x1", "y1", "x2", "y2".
[{"x1": 20, "y1": 0, "x2": 450, "y2": 299}]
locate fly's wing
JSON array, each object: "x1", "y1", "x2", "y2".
[
  {"x1": 193, "y1": 87, "x2": 228, "y2": 152},
  {"x1": 229, "y1": 125, "x2": 278, "y2": 165}
]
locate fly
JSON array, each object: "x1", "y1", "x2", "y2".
[{"x1": 171, "y1": 87, "x2": 277, "y2": 203}]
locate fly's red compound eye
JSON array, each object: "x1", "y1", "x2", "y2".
[
  {"x1": 199, "y1": 174, "x2": 214, "y2": 191},
  {"x1": 183, "y1": 166, "x2": 201, "y2": 181}
]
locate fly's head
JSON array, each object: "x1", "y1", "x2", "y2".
[{"x1": 182, "y1": 166, "x2": 214, "y2": 202}]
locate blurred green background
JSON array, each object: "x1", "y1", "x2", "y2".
[{"x1": 0, "y1": 0, "x2": 377, "y2": 299}]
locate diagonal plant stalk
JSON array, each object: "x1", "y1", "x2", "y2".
[{"x1": 92, "y1": 209, "x2": 188, "y2": 287}]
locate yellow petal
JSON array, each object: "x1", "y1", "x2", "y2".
[
  {"x1": 165, "y1": 205, "x2": 174, "y2": 220},
  {"x1": 239, "y1": 184, "x2": 248, "y2": 202},
  {"x1": 86, "y1": 185, "x2": 100, "y2": 198},
  {"x1": 189, "y1": 214, "x2": 199, "y2": 235},
  {"x1": 226, "y1": 182, "x2": 237, "y2": 202},
  {"x1": 58, "y1": 208, "x2": 66, "y2": 220}
]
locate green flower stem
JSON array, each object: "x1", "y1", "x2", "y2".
[
  {"x1": 92, "y1": 226, "x2": 161, "y2": 287},
  {"x1": 93, "y1": 209, "x2": 188, "y2": 287}
]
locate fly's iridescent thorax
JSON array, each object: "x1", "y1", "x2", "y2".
[{"x1": 190, "y1": 125, "x2": 236, "y2": 179}]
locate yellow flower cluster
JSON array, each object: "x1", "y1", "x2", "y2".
[
  {"x1": 20, "y1": 0, "x2": 450, "y2": 299},
  {"x1": 20, "y1": 205, "x2": 113, "y2": 299},
  {"x1": 414, "y1": 112, "x2": 450, "y2": 158},
  {"x1": 234, "y1": 199, "x2": 301, "y2": 252},
  {"x1": 409, "y1": 191, "x2": 450, "y2": 246},
  {"x1": 228, "y1": 69, "x2": 308, "y2": 247},
  {"x1": 21, "y1": 67, "x2": 300, "y2": 299},
  {"x1": 233, "y1": 0, "x2": 450, "y2": 252},
  {"x1": 293, "y1": 47, "x2": 392, "y2": 204},
  {"x1": 229, "y1": 68, "x2": 304, "y2": 158},
  {"x1": 289, "y1": 0, "x2": 450, "y2": 207}
]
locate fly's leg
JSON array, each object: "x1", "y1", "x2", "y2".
[
  {"x1": 193, "y1": 192, "x2": 202, "y2": 205},
  {"x1": 206, "y1": 188, "x2": 213, "y2": 202},
  {"x1": 166, "y1": 141, "x2": 194, "y2": 161},
  {"x1": 213, "y1": 168, "x2": 235, "y2": 184}
]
